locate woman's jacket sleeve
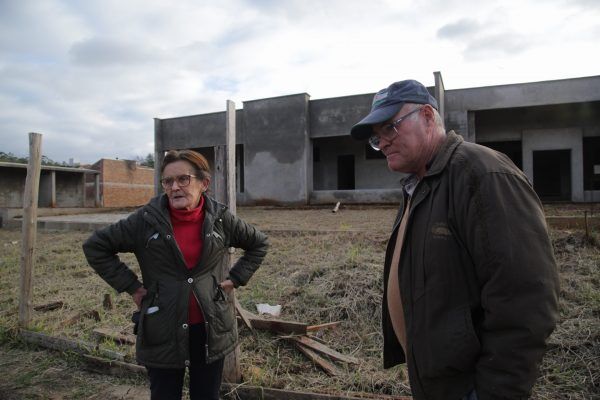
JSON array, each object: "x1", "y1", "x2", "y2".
[{"x1": 82, "y1": 210, "x2": 143, "y2": 295}]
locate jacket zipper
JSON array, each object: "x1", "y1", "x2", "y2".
[{"x1": 191, "y1": 285, "x2": 210, "y2": 362}]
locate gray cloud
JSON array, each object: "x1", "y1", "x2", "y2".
[
  {"x1": 437, "y1": 18, "x2": 482, "y2": 39},
  {"x1": 69, "y1": 37, "x2": 155, "y2": 67},
  {"x1": 0, "y1": 0, "x2": 597, "y2": 164},
  {"x1": 464, "y1": 33, "x2": 531, "y2": 58}
]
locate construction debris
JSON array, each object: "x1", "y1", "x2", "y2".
[
  {"x1": 235, "y1": 303, "x2": 355, "y2": 376},
  {"x1": 256, "y1": 303, "x2": 281, "y2": 317},
  {"x1": 102, "y1": 293, "x2": 113, "y2": 310},
  {"x1": 92, "y1": 328, "x2": 136, "y2": 345},
  {"x1": 332, "y1": 202, "x2": 341, "y2": 213},
  {"x1": 33, "y1": 301, "x2": 63, "y2": 312},
  {"x1": 63, "y1": 309, "x2": 101, "y2": 326}
]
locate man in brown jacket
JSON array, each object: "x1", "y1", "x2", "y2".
[{"x1": 350, "y1": 80, "x2": 559, "y2": 400}]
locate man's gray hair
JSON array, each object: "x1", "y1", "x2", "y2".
[{"x1": 404, "y1": 103, "x2": 445, "y2": 131}]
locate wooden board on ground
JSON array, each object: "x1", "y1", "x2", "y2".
[
  {"x1": 92, "y1": 328, "x2": 136, "y2": 345},
  {"x1": 19, "y1": 329, "x2": 125, "y2": 361},
  {"x1": 34, "y1": 301, "x2": 64, "y2": 312},
  {"x1": 236, "y1": 304, "x2": 308, "y2": 334},
  {"x1": 220, "y1": 383, "x2": 413, "y2": 400},
  {"x1": 292, "y1": 341, "x2": 342, "y2": 376},
  {"x1": 287, "y1": 335, "x2": 359, "y2": 364},
  {"x1": 82, "y1": 354, "x2": 145, "y2": 376}
]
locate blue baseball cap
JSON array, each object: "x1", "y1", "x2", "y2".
[{"x1": 350, "y1": 79, "x2": 438, "y2": 140}]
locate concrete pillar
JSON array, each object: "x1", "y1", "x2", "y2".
[
  {"x1": 94, "y1": 173, "x2": 101, "y2": 207},
  {"x1": 467, "y1": 111, "x2": 476, "y2": 142},
  {"x1": 434, "y1": 71, "x2": 445, "y2": 125},
  {"x1": 81, "y1": 173, "x2": 86, "y2": 207},
  {"x1": 50, "y1": 171, "x2": 56, "y2": 208}
]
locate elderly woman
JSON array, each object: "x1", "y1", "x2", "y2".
[{"x1": 83, "y1": 149, "x2": 268, "y2": 400}]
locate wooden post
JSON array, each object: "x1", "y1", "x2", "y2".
[
  {"x1": 154, "y1": 118, "x2": 164, "y2": 196},
  {"x1": 214, "y1": 100, "x2": 240, "y2": 383},
  {"x1": 19, "y1": 132, "x2": 43, "y2": 328}
]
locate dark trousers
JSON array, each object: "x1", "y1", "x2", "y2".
[{"x1": 146, "y1": 324, "x2": 224, "y2": 400}]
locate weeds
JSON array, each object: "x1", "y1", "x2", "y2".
[{"x1": 0, "y1": 207, "x2": 598, "y2": 398}]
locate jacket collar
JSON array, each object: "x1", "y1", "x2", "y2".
[
  {"x1": 400, "y1": 130, "x2": 463, "y2": 190},
  {"x1": 146, "y1": 193, "x2": 227, "y2": 226},
  {"x1": 424, "y1": 130, "x2": 463, "y2": 178}
]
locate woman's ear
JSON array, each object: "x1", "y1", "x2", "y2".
[{"x1": 202, "y1": 177, "x2": 211, "y2": 192}]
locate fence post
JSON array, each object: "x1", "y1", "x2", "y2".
[
  {"x1": 215, "y1": 100, "x2": 241, "y2": 382},
  {"x1": 19, "y1": 132, "x2": 43, "y2": 328}
]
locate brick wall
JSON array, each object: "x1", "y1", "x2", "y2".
[{"x1": 92, "y1": 159, "x2": 155, "y2": 207}]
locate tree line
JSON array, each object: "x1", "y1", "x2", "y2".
[{"x1": 0, "y1": 152, "x2": 155, "y2": 168}]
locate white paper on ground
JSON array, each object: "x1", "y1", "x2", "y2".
[{"x1": 256, "y1": 303, "x2": 282, "y2": 317}]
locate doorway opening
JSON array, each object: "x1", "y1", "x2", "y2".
[
  {"x1": 337, "y1": 155, "x2": 355, "y2": 190},
  {"x1": 533, "y1": 149, "x2": 571, "y2": 201}
]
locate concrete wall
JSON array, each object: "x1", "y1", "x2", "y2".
[
  {"x1": 310, "y1": 94, "x2": 372, "y2": 138},
  {"x1": 0, "y1": 167, "x2": 26, "y2": 207},
  {"x1": 242, "y1": 93, "x2": 310, "y2": 205},
  {"x1": 522, "y1": 128, "x2": 584, "y2": 201},
  {"x1": 313, "y1": 136, "x2": 400, "y2": 190},
  {"x1": 55, "y1": 171, "x2": 84, "y2": 207},
  {"x1": 159, "y1": 110, "x2": 244, "y2": 149}
]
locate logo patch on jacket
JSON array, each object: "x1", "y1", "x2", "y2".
[{"x1": 431, "y1": 222, "x2": 452, "y2": 239}]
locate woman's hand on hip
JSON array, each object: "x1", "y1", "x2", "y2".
[
  {"x1": 219, "y1": 279, "x2": 234, "y2": 294},
  {"x1": 132, "y1": 286, "x2": 147, "y2": 310}
]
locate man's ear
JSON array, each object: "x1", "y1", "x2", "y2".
[{"x1": 421, "y1": 104, "x2": 436, "y2": 126}]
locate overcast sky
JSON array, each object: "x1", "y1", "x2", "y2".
[{"x1": 1, "y1": 0, "x2": 598, "y2": 164}]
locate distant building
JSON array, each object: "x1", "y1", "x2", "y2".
[
  {"x1": 0, "y1": 161, "x2": 100, "y2": 224},
  {"x1": 89, "y1": 159, "x2": 154, "y2": 207},
  {"x1": 154, "y1": 72, "x2": 600, "y2": 204}
]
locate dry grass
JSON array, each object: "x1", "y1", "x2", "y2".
[{"x1": 0, "y1": 205, "x2": 598, "y2": 399}]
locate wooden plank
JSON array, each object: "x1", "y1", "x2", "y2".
[
  {"x1": 82, "y1": 354, "x2": 145, "y2": 376},
  {"x1": 293, "y1": 341, "x2": 341, "y2": 376},
  {"x1": 64, "y1": 310, "x2": 101, "y2": 326},
  {"x1": 288, "y1": 336, "x2": 359, "y2": 364},
  {"x1": 249, "y1": 316, "x2": 307, "y2": 335},
  {"x1": 220, "y1": 383, "x2": 412, "y2": 400},
  {"x1": 19, "y1": 329, "x2": 125, "y2": 361},
  {"x1": 234, "y1": 297, "x2": 253, "y2": 331},
  {"x1": 238, "y1": 305, "x2": 308, "y2": 334},
  {"x1": 92, "y1": 328, "x2": 136, "y2": 345},
  {"x1": 33, "y1": 301, "x2": 63, "y2": 312},
  {"x1": 19, "y1": 132, "x2": 43, "y2": 328},
  {"x1": 307, "y1": 321, "x2": 342, "y2": 332}
]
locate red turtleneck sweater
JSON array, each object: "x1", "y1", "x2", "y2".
[{"x1": 169, "y1": 196, "x2": 205, "y2": 324}]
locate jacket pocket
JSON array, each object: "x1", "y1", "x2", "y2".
[
  {"x1": 418, "y1": 305, "x2": 480, "y2": 378},
  {"x1": 211, "y1": 276, "x2": 235, "y2": 333},
  {"x1": 139, "y1": 288, "x2": 172, "y2": 347}
]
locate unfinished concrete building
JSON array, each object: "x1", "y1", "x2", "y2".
[
  {"x1": 154, "y1": 72, "x2": 600, "y2": 205},
  {"x1": 0, "y1": 162, "x2": 100, "y2": 224}
]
